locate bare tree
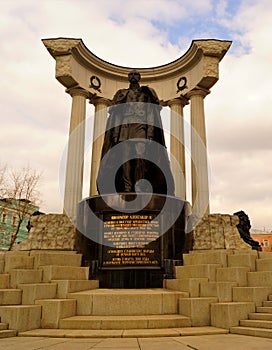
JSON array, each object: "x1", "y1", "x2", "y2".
[
  {"x1": 0, "y1": 164, "x2": 7, "y2": 198},
  {"x1": 5, "y1": 166, "x2": 41, "y2": 250}
]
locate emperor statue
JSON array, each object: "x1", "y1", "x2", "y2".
[{"x1": 97, "y1": 70, "x2": 175, "y2": 196}]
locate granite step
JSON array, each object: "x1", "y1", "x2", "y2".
[
  {"x1": 256, "y1": 259, "x2": 272, "y2": 272},
  {"x1": 67, "y1": 288, "x2": 184, "y2": 316},
  {"x1": 0, "y1": 274, "x2": 10, "y2": 289},
  {"x1": 35, "y1": 299, "x2": 76, "y2": 329},
  {"x1": 240, "y1": 319, "x2": 272, "y2": 329},
  {"x1": 262, "y1": 300, "x2": 272, "y2": 307},
  {"x1": 30, "y1": 251, "x2": 82, "y2": 268},
  {"x1": 230, "y1": 326, "x2": 272, "y2": 338},
  {"x1": 0, "y1": 329, "x2": 17, "y2": 338},
  {"x1": 249, "y1": 312, "x2": 272, "y2": 321},
  {"x1": 19, "y1": 283, "x2": 57, "y2": 304},
  {"x1": 0, "y1": 305, "x2": 41, "y2": 332},
  {"x1": 52, "y1": 279, "x2": 99, "y2": 298},
  {"x1": 256, "y1": 306, "x2": 272, "y2": 313},
  {"x1": 4, "y1": 255, "x2": 34, "y2": 273},
  {"x1": 59, "y1": 314, "x2": 191, "y2": 330},
  {"x1": 0, "y1": 289, "x2": 22, "y2": 305},
  {"x1": 41, "y1": 266, "x2": 89, "y2": 282},
  {"x1": 174, "y1": 264, "x2": 221, "y2": 281},
  {"x1": 18, "y1": 326, "x2": 229, "y2": 338},
  {"x1": 0, "y1": 322, "x2": 8, "y2": 330},
  {"x1": 10, "y1": 269, "x2": 42, "y2": 288}
]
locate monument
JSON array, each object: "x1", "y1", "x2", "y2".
[
  {"x1": 4, "y1": 38, "x2": 272, "y2": 338},
  {"x1": 78, "y1": 70, "x2": 186, "y2": 287},
  {"x1": 39, "y1": 37, "x2": 232, "y2": 288}
]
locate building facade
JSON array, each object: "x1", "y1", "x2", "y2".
[
  {"x1": 0, "y1": 198, "x2": 39, "y2": 250},
  {"x1": 251, "y1": 232, "x2": 272, "y2": 252}
]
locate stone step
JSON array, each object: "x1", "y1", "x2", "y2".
[
  {"x1": 59, "y1": 314, "x2": 191, "y2": 330},
  {"x1": 249, "y1": 312, "x2": 272, "y2": 321},
  {"x1": 0, "y1": 322, "x2": 8, "y2": 330},
  {"x1": 30, "y1": 251, "x2": 82, "y2": 268},
  {"x1": 67, "y1": 288, "x2": 183, "y2": 316},
  {"x1": 19, "y1": 283, "x2": 57, "y2": 304},
  {"x1": 199, "y1": 281, "x2": 237, "y2": 302},
  {"x1": 255, "y1": 306, "x2": 272, "y2": 313},
  {"x1": 174, "y1": 264, "x2": 221, "y2": 281},
  {"x1": 232, "y1": 287, "x2": 270, "y2": 306},
  {"x1": 52, "y1": 279, "x2": 99, "y2": 298},
  {"x1": 258, "y1": 252, "x2": 272, "y2": 259},
  {"x1": 232, "y1": 249, "x2": 258, "y2": 256},
  {"x1": 35, "y1": 299, "x2": 76, "y2": 328},
  {"x1": 0, "y1": 305, "x2": 41, "y2": 332},
  {"x1": 230, "y1": 326, "x2": 272, "y2": 338},
  {"x1": 179, "y1": 297, "x2": 218, "y2": 326},
  {"x1": 18, "y1": 326, "x2": 229, "y2": 338},
  {"x1": 215, "y1": 267, "x2": 249, "y2": 286},
  {"x1": 262, "y1": 300, "x2": 272, "y2": 307},
  {"x1": 0, "y1": 275, "x2": 10, "y2": 289},
  {"x1": 4, "y1": 255, "x2": 34, "y2": 273},
  {"x1": 0, "y1": 289, "x2": 22, "y2": 305},
  {"x1": 240, "y1": 319, "x2": 272, "y2": 329},
  {"x1": 256, "y1": 259, "x2": 272, "y2": 272},
  {"x1": 41, "y1": 266, "x2": 89, "y2": 282},
  {"x1": 183, "y1": 251, "x2": 228, "y2": 266},
  {"x1": 0, "y1": 329, "x2": 17, "y2": 338},
  {"x1": 0, "y1": 258, "x2": 4, "y2": 274},
  {"x1": 211, "y1": 302, "x2": 255, "y2": 329},
  {"x1": 248, "y1": 271, "x2": 272, "y2": 288},
  {"x1": 227, "y1": 254, "x2": 256, "y2": 271},
  {"x1": 10, "y1": 269, "x2": 42, "y2": 288},
  {"x1": 164, "y1": 278, "x2": 207, "y2": 297}
]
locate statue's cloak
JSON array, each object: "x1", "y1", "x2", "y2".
[{"x1": 97, "y1": 86, "x2": 175, "y2": 196}]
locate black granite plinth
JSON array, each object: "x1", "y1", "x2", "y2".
[{"x1": 77, "y1": 193, "x2": 188, "y2": 288}]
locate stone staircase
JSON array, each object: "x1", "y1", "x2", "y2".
[
  {"x1": 230, "y1": 254, "x2": 272, "y2": 338},
  {"x1": 0, "y1": 250, "x2": 98, "y2": 336},
  {"x1": 164, "y1": 249, "x2": 272, "y2": 338},
  {"x1": 2, "y1": 249, "x2": 272, "y2": 339},
  {"x1": 0, "y1": 249, "x2": 229, "y2": 338}
]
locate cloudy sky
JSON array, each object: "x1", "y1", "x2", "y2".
[{"x1": 1, "y1": 0, "x2": 271, "y2": 231}]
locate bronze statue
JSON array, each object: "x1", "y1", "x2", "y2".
[
  {"x1": 97, "y1": 70, "x2": 174, "y2": 195},
  {"x1": 234, "y1": 210, "x2": 262, "y2": 251}
]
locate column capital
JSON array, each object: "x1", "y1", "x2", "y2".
[
  {"x1": 90, "y1": 96, "x2": 112, "y2": 107},
  {"x1": 187, "y1": 88, "x2": 210, "y2": 99},
  {"x1": 66, "y1": 87, "x2": 89, "y2": 98},
  {"x1": 168, "y1": 96, "x2": 189, "y2": 107}
]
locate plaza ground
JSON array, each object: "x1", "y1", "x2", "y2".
[{"x1": 0, "y1": 334, "x2": 272, "y2": 349}]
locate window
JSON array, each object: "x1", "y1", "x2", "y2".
[
  {"x1": 12, "y1": 216, "x2": 17, "y2": 226},
  {"x1": 0, "y1": 231, "x2": 6, "y2": 244},
  {"x1": 2, "y1": 212, "x2": 7, "y2": 223},
  {"x1": 263, "y1": 240, "x2": 269, "y2": 248}
]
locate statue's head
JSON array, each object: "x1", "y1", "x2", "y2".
[{"x1": 128, "y1": 69, "x2": 141, "y2": 84}]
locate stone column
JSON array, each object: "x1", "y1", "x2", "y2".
[
  {"x1": 63, "y1": 88, "x2": 89, "y2": 221},
  {"x1": 188, "y1": 88, "x2": 210, "y2": 218},
  {"x1": 169, "y1": 97, "x2": 188, "y2": 199},
  {"x1": 90, "y1": 97, "x2": 111, "y2": 196}
]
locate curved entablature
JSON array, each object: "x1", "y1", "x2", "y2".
[{"x1": 42, "y1": 37, "x2": 231, "y2": 102}]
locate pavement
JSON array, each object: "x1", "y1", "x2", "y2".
[{"x1": 0, "y1": 334, "x2": 272, "y2": 350}]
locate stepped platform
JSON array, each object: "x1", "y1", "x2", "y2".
[
  {"x1": 18, "y1": 326, "x2": 229, "y2": 338},
  {"x1": 0, "y1": 249, "x2": 272, "y2": 340}
]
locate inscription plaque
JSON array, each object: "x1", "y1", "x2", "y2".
[{"x1": 102, "y1": 213, "x2": 161, "y2": 268}]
